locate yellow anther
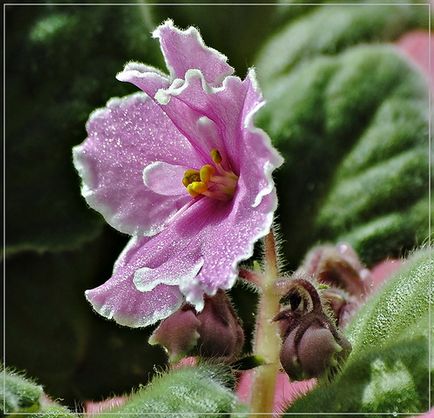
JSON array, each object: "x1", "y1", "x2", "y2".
[
  {"x1": 182, "y1": 169, "x2": 200, "y2": 187},
  {"x1": 186, "y1": 185, "x2": 199, "y2": 197},
  {"x1": 200, "y1": 164, "x2": 215, "y2": 183},
  {"x1": 190, "y1": 181, "x2": 208, "y2": 194},
  {"x1": 182, "y1": 149, "x2": 238, "y2": 200},
  {"x1": 210, "y1": 149, "x2": 222, "y2": 164},
  {"x1": 187, "y1": 181, "x2": 208, "y2": 197}
]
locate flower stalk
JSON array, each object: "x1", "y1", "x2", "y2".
[{"x1": 249, "y1": 230, "x2": 282, "y2": 417}]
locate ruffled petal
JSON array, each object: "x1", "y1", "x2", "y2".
[
  {"x1": 86, "y1": 237, "x2": 184, "y2": 328},
  {"x1": 189, "y1": 187, "x2": 278, "y2": 302},
  {"x1": 73, "y1": 92, "x2": 200, "y2": 236},
  {"x1": 152, "y1": 19, "x2": 234, "y2": 86},
  {"x1": 116, "y1": 62, "x2": 170, "y2": 98},
  {"x1": 241, "y1": 69, "x2": 284, "y2": 207},
  {"x1": 96, "y1": 184, "x2": 276, "y2": 314}
]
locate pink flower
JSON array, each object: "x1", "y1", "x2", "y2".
[{"x1": 73, "y1": 20, "x2": 283, "y2": 327}]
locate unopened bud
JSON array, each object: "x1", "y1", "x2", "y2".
[
  {"x1": 195, "y1": 290, "x2": 244, "y2": 361},
  {"x1": 299, "y1": 243, "x2": 370, "y2": 297},
  {"x1": 280, "y1": 322, "x2": 351, "y2": 380},
  {"x1": 149, "y1": 290, "x2": 244, "y2": 363},
  {"x1": 149, "y1": 307, "x2": 200, "y2": 363},
  {"x1": 274, "y1": 277, "x2": 351, "y2": 380},
  {"x1": 297, "y1": 243, "x2": 370, "y2": 326}
]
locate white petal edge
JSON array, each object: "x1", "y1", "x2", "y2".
[
  {"x1": 244, "y1": 69, "x2": 284, "y2": 208},
  {"x1": 143, "y1": 161, "x2": 186, "y2": 196},
  {"x1": 184, "y1": 191, "x2": 278, "y2": 312},
  {"x1": 133, "y1": 257, "x2": 204, "y2": 292},
  {"x1": 152, "y1": 19, "x2": 234, "y2": 85},
  {"x1": 116, "y1": 62, "x2": 169, "y2": 86},
  {"x1": 84, "y1": 285, "x2": 184, "y2": 328}
]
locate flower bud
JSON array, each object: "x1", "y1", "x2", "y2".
[
  {"x1": 148, "y1": 307, "x2": 200, "y2": 363},
  {"x1": 299, "y1": 243, "x2": 370, "y2": 297},
  {"x1": 280, "y1": 322, "x2": 351, "y2": 381},
  {"x1": 296, "y1": 243, "x2": 371, "y2": 326},
  {"x1": 195, "y1": 290, "x2": 244, "y2": 361},
  {"x1": 149, "y1": 290, "x2": 244, "y2": 363}
]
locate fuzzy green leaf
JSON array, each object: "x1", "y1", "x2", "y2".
[
  {"x1": 346, "y1": 250, "x2": 432, "y2": 355},
  {"x1": 98, "y1": 365, "x2": 247, "y2": 417},
  {"x1": 26, "y1": 405, "x2": 74, "y2": 418},
  {"x1": 257, "y1": 44, "x2": 430, "y2": 266},
  {"x1": 286, "y1": 249, "x2": 433, "y2": 415},
  {"x1": 1, "y1": 368, "x2": 43, "y2": 414},
  {"x1": 256, "y1": 2, "x2": 429, "y2": 85},
  {"x1": 1, "y1": 366, "x2": 74, "y2": 417}
]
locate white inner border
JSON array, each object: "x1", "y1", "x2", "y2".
[{"x1": 2, "y1": 1, "x2": 432, "y2": 416}]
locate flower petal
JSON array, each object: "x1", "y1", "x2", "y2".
[
  {"x1": 143, "y1": 161, "x2": 187, "y2": 196},
  {"x1": 152, "y1": 19, "x2": 234, "y2": 86},
  {"x1": 241, "y1": 69, "x2": 284, "y2": 207},
  {"x1": 107, "y1": 186, "x2": 276, "y2": 313},
  {"x1": 133, "y1": 256, "x2": 204, "y2": 293},
  {"x1": 154, "y1": 68, "x2": 284, "y2": 206},
  {"x1": 116, "y1": 62, "x2": 170, "y2": 98},
  {"x1": 73, "y1": 92, "x2": 200, "y2": 236},
  {"x1": 86, "y1": 237, "x2": 184, "y2": 328},
  {"x1": 87, "y1": 177, "x2": 276, "y2": 326}
]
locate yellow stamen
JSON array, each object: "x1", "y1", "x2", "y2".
[
  {"x1": 182, "y1": 169, "x2": 200, "y2": 187},
  {"x1": 190, "y1": 181, "x2": 208, "y2": 194},
  {"x1": 200, "y1": 164, "x2": 215, "y2": 183},
  {"x1": 182, "y1": 149, "x2": 238, "y2": 201},
  {"x1": 187, "y1": 181, "x2": 208, "y2": 197},
  {"x1": 210, "y1": 149, "x2": 222, "y2": 164}
]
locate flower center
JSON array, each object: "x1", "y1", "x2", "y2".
[{"x1": 182, "y1": 149, "x2": 238, "y2": 201}]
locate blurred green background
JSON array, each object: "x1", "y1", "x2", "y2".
[{"x1": 4, "y1": 0, "x2": 431, "y2": 407}]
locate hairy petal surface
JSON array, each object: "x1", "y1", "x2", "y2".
[
  {"x1": 152, "y1": 19, "x2": 234, "y2": 86},
  {"x1": 73, "y1": 93, "x2": 200, "y2": 236}
]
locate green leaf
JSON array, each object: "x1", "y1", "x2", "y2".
[
  {"x1": 99, "y1": 365, "x2": 246, "y2": 417},
  {"x1": 285, "y1": 249, "x2": 433, "y2": 415},
  {"x1": 5, "y1": 5, "x2": 162, "y2": 254},
  {"x1": 1, "y1": 367, "x2": 43, "y2": 414},
  {"x1": 26, "y1": 404, "x2": 74, "y2": 418},
  {"x1": 257, "y1": 44, "x2": 430, "y2": 266},
  {"x1": 1, "y1": 366, "x2": 74, "y2": 417},
  {"x1": 256, "y1": 2, "x2": 429, "y2": 85},
  {"x1": 346, "y1": 249, "x2": 432, "y2": 354}
]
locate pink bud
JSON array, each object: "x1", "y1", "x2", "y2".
[
  {"x1": 280, "y1": 322, "x2": 351, "y2": 380},
  {"x1": 195, "y1": 291, "x2": 244, "y2": 361},
  {"x1": 149, "y1": 307, "x2": 200, "y2": 363},
  {"x1": 149, "y1": 290, "x2": 244, "y2": 363}
]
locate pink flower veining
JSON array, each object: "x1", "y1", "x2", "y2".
[{"x1": 73, "y1": 20, "x2": 283, "y2": 327}]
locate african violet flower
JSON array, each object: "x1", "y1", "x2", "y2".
[{"x1": 73, "y1": 20, "x2": 283, "y2": 327}]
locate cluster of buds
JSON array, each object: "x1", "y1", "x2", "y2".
[
  {"x1": 149, "y1": 290, "x2": 244, "y2": 363},
  {"x1": 274, "y1": 277, "x2": 352, "y2": 381}
]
